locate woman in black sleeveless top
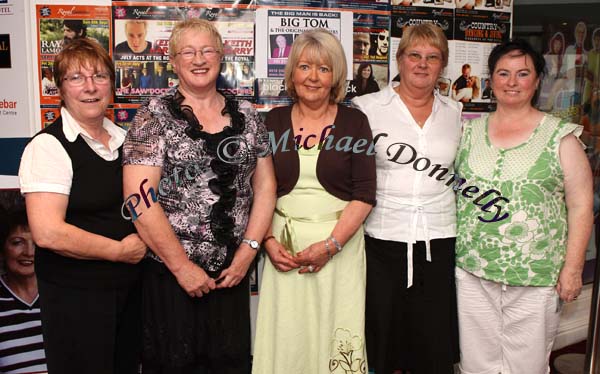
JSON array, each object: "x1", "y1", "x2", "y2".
[{"x1": 18, "y1": 39, "x2": 146, "y2": 374}]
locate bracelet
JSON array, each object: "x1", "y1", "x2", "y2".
[
  {"x1": 328, "y1": 235, "x2": 342, "y2": 252},
  {"x1": 325, "y1": 239, "x2": 333, "y2": 260},
  {"x1": 263, "y1": 235, "x2": 275, "y2": 244}
]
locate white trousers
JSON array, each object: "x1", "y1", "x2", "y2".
[{"x1": 456, "y1": 267, "x2": 561, "y2": 374}]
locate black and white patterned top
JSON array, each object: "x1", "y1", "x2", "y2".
[
  {"x1": 0, "y1": 278, "x2": 47, "y2": 374},
  {"x1": 123, "y1": 88, "x2": 271, "y2": 276}
]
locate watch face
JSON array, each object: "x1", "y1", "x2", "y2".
[{"x1": 244, "y1": 239, "x2": 259, "y2": 249}]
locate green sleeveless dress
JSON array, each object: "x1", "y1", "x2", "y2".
[{"x1": 252, "y1": 146, "x2": 368, "y2": 374}]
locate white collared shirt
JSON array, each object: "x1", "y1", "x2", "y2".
[
  {"x1": 352, "y1": 83, "x2": 463, "y2": 243},
  {"x1": 19, "y1": 107, "x2": 126, "y2": 195}
]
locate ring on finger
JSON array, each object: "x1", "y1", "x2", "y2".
[{"x1": 308, "y1": 265, "x2": 314, "y2": 273}]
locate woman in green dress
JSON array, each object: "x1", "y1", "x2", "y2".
[{"x1": 252, "y1": 29, "x2": 376, "y2": 374}]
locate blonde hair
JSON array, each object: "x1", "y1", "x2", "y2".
[
  {"x1": 284, "y1": 29, "x2": 348, "y2": 103},
  {"x1": 169, "y1": 18, "x2": 223, "y2": 58},
  {"x1": 396, "y1": 23, "x2": 449, "y2": 68}
]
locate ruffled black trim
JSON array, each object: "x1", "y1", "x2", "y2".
[{"x1": 166, "y1": 89, "x2": 246, "y2": 277}]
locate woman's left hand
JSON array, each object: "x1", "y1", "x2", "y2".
[
  {"x1": 556, "y1": 266, "x2": 583, "y2": 302},
  {"x1": 216, "y1": 247, "x2": 255, "y2": 288},
  {"x1": 295, "y1": 241, "x2": 330, "y2": 274}
]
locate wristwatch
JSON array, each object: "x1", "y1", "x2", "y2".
[{"x1": 242, "y1": 238, "x2": 260, "y2": 250}]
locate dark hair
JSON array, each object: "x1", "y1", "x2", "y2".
[
  {"x1": 357, "y1": 63, "x2": 375, "y2": 82},
  {"x1": 0, "y1": 192, "x2": 28, "y2": 251},
  {"x1": 488, "y1": 39, "x2": 546, "y2": 105},
  {"x1": 63, "y1": 20, "x2": 87, "y2": 38}
]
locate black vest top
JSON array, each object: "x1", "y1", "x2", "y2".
[{"x1": 33, "y1": 117, "x2": 140, "y2": 289}]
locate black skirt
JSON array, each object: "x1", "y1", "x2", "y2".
[
  {"x1": 141, "y1": 259, "x2": 250, "y2": 374},
  {"x1": 365, "y1": 235, "x2": 459, "y2": 374}
]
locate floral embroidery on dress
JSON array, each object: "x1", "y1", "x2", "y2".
[{"x1": 329, "y1": 328, "x2": 366, "y2": 374}]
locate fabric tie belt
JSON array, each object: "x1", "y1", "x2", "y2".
[
  {"x1": 407, "y1": 205, "x2": 431, "y2": 288},
  {"x1": 275, "y1": 207, "x2": 343, "y2": 252}
]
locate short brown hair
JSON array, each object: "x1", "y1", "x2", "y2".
[
  {"x1": 53, "y1": 38, "x2": 115, "y2": 93},
  {"x1": 284, "y1": 29, "x2": 347, "y2": 103},
  {"x1": 396, "y1": 23, "x2": 449, "y2": 68},
  {"x1": 168, "y1": 19, "x2": 223, "y2": 58}
]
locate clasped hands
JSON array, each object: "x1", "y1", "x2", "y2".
[
  {"x1": 173, "y1": 245, "x2": 255, "y2": 298},
  {"x1": 265, "y1": 238, "x2": 332, "y2": 274}
]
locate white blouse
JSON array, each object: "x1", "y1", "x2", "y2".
[
  {"x1": 19, "y1": 107, "x2": 126, "y2": 195},
  {"x1": 352, "y1": 84, "x2": 463, "y2": 287}
]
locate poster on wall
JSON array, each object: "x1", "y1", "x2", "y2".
[
  {"x1": 112, "y1": 4, "x2": 256, "y2": 104},
  {"x1": 389, "y1": 5, "x2": 453, "y2": 83},
  {"x1": 453, "y1": 0, "x2": 512, "y2": 12},
  {"x1": 255, "y1": 8, "x2": 353, "y2": 79},
  {"x1": 257, "y1": 0, "x2": 388, "y2": 10},
  {"x1": 539, "y1": 21, "x2": 600, "y2": 219},
  {"x1": 36, "y1": 4, "x2": 111, "y2": 107},
  {"x1": 255, "y1": 8, "x2": 353, "y2": 108},
  {"x1": 448, "y1": 8, "x2": 511, "y2": 112},
  {"x1": 112, "y1": 0, "x2": 255, "y2": 4},
  {"x1": 537, "y1": 21, "x2": 599, "y2": 125},
  {"x1": 347, "y1": 11, "x2": 390, "y2": 100}
]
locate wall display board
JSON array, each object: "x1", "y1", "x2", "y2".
[{"x1": 0, "y1": 1, "x2": 35, "y2": 188}]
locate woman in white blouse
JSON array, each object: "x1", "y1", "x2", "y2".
[
  {"x1": 352, "y1": 23, "x2": 462, "y2": 374},
  {"x1": 19, "y1": 39, "x2": 146, "y2": 374}
]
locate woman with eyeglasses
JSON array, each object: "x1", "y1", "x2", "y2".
[
  {"x1": 19, "y1": 39, "x2": 146, "y2": 374},
  {"x1": 352, "y1": 23, "x2": 462, "y2": 374},
  {"x1": 122, "y1": 19, "x2": 275, "y2": 374}
]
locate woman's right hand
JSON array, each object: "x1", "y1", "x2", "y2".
[
  {"x1": 117, "y1": 233, "x2": 147, "y2": 264},
  {"x1": 264, "y1": 239, "x2": 300, "y2": 272},
  {"x1": 173, "y1": 261, "x2": 217, "y2": 298}
]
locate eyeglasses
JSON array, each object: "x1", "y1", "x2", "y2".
[
  {"x1": 63, "y1": 73, "x2": 110, "y2": 86},
  {"x1": 378, "y1": 34, "x2": 387, "y2": 41},
  {"x1": 404, "y1": 52, "x2": 442, "y2": 65},
  {"x1": 176, "y1": 47, "x2": 220, "y2": 60}
]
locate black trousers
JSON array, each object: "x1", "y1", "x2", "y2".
[
  {"x1": 38, "y1": 278, "x2": 142, "y2": 374},
  {"x1": 365, "y1": 236, "x2": 459, "y2": 374}
]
